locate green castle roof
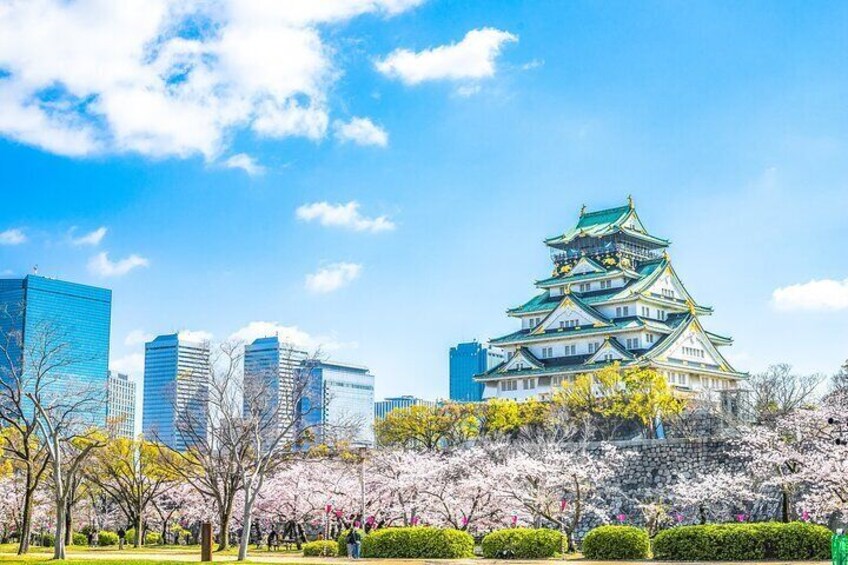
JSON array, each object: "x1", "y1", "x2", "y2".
[{"x1": 544, "y1": 201, "x2": 670, "y2": 248}]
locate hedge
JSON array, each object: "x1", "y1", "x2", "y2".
[
  {"x1": 481, "y1": 528, "x2": 564, "y2": 559},
  {"x1": 72, "y1": 533, "x2": 87, "y2": 546},
  {"x1": 337, "y1": 529, "x2": 365, "y2": 557},
  {"x1": 361, "y1": 527, "x2": 474, "y2": 559},
  {"x1": 98, "y1": 530, "x2": 119, "y2": 546},
  {"x1": 652, "y1": 522, "x2": 831, "y2": 561},
  {"x1": 39, "y1": 533, "x2": 55, "y2": 547},
  {"x1": 303, "y1": 540, "x2": 338, "y2": 557},
  {"x1": 582, "y1": 526, "x2": 650, "y2": 560}
]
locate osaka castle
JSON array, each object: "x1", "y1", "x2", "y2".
[{"x1": 475, "y1": 198, "x2": 745, "y2": 400}]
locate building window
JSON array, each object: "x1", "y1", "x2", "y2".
[
  {"x1": 579, "y1": 283, "x2": 590, "y2": 292},
  {"x1": 564, "y1": 344, "x2": 576, "y2": 356},
  {"x1": 600, "y1": 279, "x2": 612, "y2": 289},
  {"x1": 646, "y1": 333, "x2": 655, "y2": 344},
  {"x1": 588, "y1": 342, "x2": 601, "y2": 353},
  {"x1": 657, "y1": 310, "x2": 666, "y2": 321},
  {"x1": 662, "y1": 288, "x2": 674, "y2": 298},
  {"x1": 616, "y1": 307, "x2": 621, "y2": 317},
  {"x1": 641, "y1": 306, "x2": 650, "y2": 317},
  {"x1": 626, "y1": 338, "x2": 640, "y2": 349},
  {"x1": 541, "y1": 346, "x2": 553, "y2": 359}
]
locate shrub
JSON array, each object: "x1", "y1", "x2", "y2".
[
  {"x1": 652, "y1": 522, "x2": 831, "y2": 561},
  {"x1": 303, "y1": 540, "x2": 339, "y2": 557},
  {"x1": 582, "y1": 526, "x2": 650, "y2": 560},
  {"x1": 361, "y1": 527, "x2": 474, "y2": 559},
  {"x1": 72, "y1": 533, "x2": 87, "y2": 546},
  {"x1": 481, "y1": 528, "x2": 564, "y2": 559},
  {"x1": 145, "y1": 531, "x2": 162, "y2": 545},
  {"x1": 337, "y1": 529, "x2": 365, "y2": 557},
  {"x1": 40, "y1": 533, "x2": 55, "y2": 547},
  {"x1": 98, "y1": 530, "x2": 119, "y2": 546},
  {"x1": 126, "y1": 528, "x2": 137, "y2": 545}
]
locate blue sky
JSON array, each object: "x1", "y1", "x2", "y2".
[{"x1": 1, "y1": 0, "x2": 847, "y2": 400}]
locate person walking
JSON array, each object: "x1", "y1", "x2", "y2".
[
  {"x1": 267, "y1": 529, "x2": 278, "y2": 552},
  {"x1": 346, "y1": 524, "x2": 362, "y2": 560},
  {"x1": 117, "y1": 528, "x2": 126, "y2": 550}
]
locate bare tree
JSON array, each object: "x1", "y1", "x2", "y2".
[
  {"x1": 832, "y1": 359, "x2": 848, "y2": 392},
  {"x1": 11, "y1": 318, "x2": 108, "y2": 559},
  {"x1": 747, "y1": 364, "x2": 824, "y2": 423},
  {"x1": 153, "y1": 343, "x2": 243, "y2": 552},
  {"x1": 0, "y1": 306, "x2": 51, "y2": 555},
  {"x1": 217, "y1": 342, "x2": 324, "y2": 561}
]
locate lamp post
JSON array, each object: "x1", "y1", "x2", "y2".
[{"x1": 357, "y1": 446, "x2": 367, "y2": 523}]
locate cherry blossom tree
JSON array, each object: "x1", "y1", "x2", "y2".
[{"x1": 495, "y1": 442, "x2": 627, "y2": 551}]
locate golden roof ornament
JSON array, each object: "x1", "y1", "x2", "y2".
[
  {"x1": 662, "y1": 249, "x2": 670, "y2": 261},
  {"x1": 580, "y1": 204, "x2": 586, "y2": 216},
  {"x1": 687, "y1": 299, "x2": 696, "y2": 316},
  {"x1": 627, "y1": 194, "x2": 634, "y2": 209}
]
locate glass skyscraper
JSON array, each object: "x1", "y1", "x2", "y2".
[
  {"x1": 107, "y1": 371, "x2": 137, "y2": 439},
  {"x1": 142, "y1": 334, "x2": 210, "y2": 450},
  {"x1": 243, "y1": 336, "x2": 308, "y2": 443},
  {"x1": 297, "y1": 360, "x2": 375, "y2": 446},
  {"x1": 374, "y1": 395, "x2": 437, "y2": 420},
  {"x1": 449, "y1": 341, "x2": 504, "y2": 402},
  {"x1": 0, "y1": 275, "x2": 112, "y2": 427}
]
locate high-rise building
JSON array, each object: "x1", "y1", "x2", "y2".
[
  {"x1": 243, "y1": 336, "x2": 308, "y2": 442},
  {"x1": 142, "y1": 334, "x2": 210, "y2": 450},
  {"x1": 107, "y1": 371, "x2": 136, "y2": 439},
  {"x1": 449, "y1": 341, "x2": 504, "y2": 402},
  {"x1": 297, "y1": 360, "x2": 375, "y2": 447},
  {"x1": 0, "y1": 275, "x2": 112, "y2": 427},
  {"x1": 374, "y1": 395, "x2": 437, "y2": 420},
  {"x1": 476, "y1": 199, "x2": 745, "y2": 399}
]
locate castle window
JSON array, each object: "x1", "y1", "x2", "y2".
[
  {"x1": 662, "y1": 288, "x2": 674, "y2": 299},
  {"x1": 579, "y1": 283, "x2": 590, "y2": 292},
  {"x1": 601, "y1": 279, "x2": 612, "y2": 289},
  {"x1": 564, "y1": 344, "x2": 576, "y2": 356}
]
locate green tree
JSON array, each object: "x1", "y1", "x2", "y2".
[
  {"x1": 375, "y1": 403, "x2": 478, "y2": 450},
  {"x1": 86, "y1": 437, "x2": 180, "y2": 547},
  {"x1": 553, "y1": 363, "x2": 685, "y2": 439}
]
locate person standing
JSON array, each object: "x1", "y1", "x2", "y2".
[
  {"x1": 117, "y1": 528, "x2": 126, "y2": 550},
  {"x1": 346, "y1": 524, "x2": 362, "y2": 559}
]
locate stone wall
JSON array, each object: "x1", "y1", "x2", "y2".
[{"x1": 601, "y1": 437, "x2": 745, "y2": 493}]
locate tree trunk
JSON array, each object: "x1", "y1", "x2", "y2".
[
  {"x1": 781, "y1": 488, "x2": 791, "y2": 523},
  {"x1": 134, "y1": 515, "x2": 143, "y2": 548},
  {"x1": 238, "y1": 491, "x2": 255, "y2": 561},
  {"x1": 17, "y1": 487, "x2": 33, "y2": 555},
  {"x1": 64, "y1": 502, "x2": 73, "y2": 546},
  {"x1": 54, "y1": 497, "x2": 66, "y2": 560},
  {"x1": 218, "y1": 507, "x2": 232, "y2": 551}
]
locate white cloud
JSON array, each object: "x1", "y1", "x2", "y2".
[
  {"x1": 0, "y1": 0, "x2": 424, "y2": 160},
  {"x1": 178, "y1": 329, "x2": 214, "y2": 343},
  {"x1": 0, "y1": 228, "x2": 27, "y2": 245},
  {"x1": 296, "y1": 201, "x2": 395, "y2": 233},
  {"x1": 230, "y1": 321, "x2": 356, "y2": 352},
  {"x1": 305, "y1": 262, "x2": 362, "y2": 293},
  {"x1": 88, "y1": 251, "x2": 149, "y2": 277},
  {"x1": 333, "y1": 117, "x2": 388, "y2": 147},
  {"x1": 124, "y1": 329, "x2": 153, "y2": 346},
  {"x1": 772, "y1": 278, "x2": 848, "y2": 311},
  {"x1": 375, "y1": 27, "x2": 517, "y2": 85},
  {"x1": 455, "y1": 84, "x2": 481, "y2": 98},
  {"x1": 72, "y1": 226, "x2": 107, "y2": 246},
  {"x1": 110, "y1": 352, "x2": 144, "y2": 377},
  {"x1": 223, "y1": 153, "x2": 265, "y2": 176}
]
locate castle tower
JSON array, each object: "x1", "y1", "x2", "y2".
[{"x1": 475, "y1": 200, "x2": 745, "y2": 399}]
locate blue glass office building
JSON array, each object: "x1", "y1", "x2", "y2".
[
  {"x1": 244, "y1": 336, "x2": 308, "y2": 442},
  {"x1": 142, "y1": 334, "x2": 210, "y2": 450},
  {"x1": 297, "y1": 360, "x2": 375, "y2": 446},
  {"x1": 0, "y1": 275, "x2": 111, "y2": 427},
  {"x1": 449, "y1": 341, "x2": 504, "y2": 402}
]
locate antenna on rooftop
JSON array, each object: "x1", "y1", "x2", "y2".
[{"x1": 32, "y1": 264, "x2": 38, "y2": 275}]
